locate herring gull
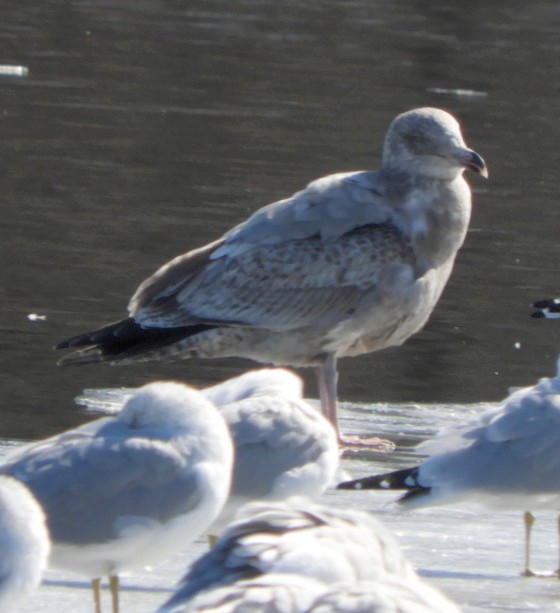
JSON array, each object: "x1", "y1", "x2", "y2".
[
  {"x1": 0, "y1": 382, "x2": 233, "y2": 613},
  {"x1": 55, "y1": 107, "x2": 487, "y2": 447},
  {"x1": 157, "y1": 500, "x2": 460, "y2": 613},
  {"x1": 338, "y1": 355, "x2": 560, "y2": 576},
  {"x1": 0, "y1": 476, "x2": 50, "y2": 613}
]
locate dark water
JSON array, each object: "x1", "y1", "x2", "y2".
[{"x1": 2, "y1": 0, "x2": 560, "y2": 438}]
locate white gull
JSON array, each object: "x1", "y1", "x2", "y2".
[
  {"x1": 202, "y1": 369, "x2": 339, "y2": 533},
  {"x1": 0, "y1": 382, "x2": 233, "y2": 613},
  {"x1": 339, "y1": 355, "x2": 560, "y2": 576},
  {"x1": 0, "y1": 476, "x2": 50, "y2": 612},
  {"x1": 76, "y1": 368, "x2": 339, "y2": 536},
  {"x1": 157, "y1": 500, "x2": 460, "y2": 612}
]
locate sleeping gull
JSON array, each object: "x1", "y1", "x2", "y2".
[
  {"x1": 167, "y1": 575, "x2": 461, "y2": 613},
  {"x1": 0, "y1": 381, "x2": 233, "y2": 613},
  {"x1": 157, "y1": 499, "x2": 460, "y2": 612},
  {"x1": 55, "y1": 107, "x2": 487, "y2": 448},
  {"x1": 305, "y1": 579, "x2": 461, "y2": 613},
  {"x1": 0, "y1": 476, "x2": 50, "y2": 613},
  {"x1": 76, "y1": 368, "x2": 339, "y2": 536},
  {"x1": 202, "y1": 368, "x2": 339, "y2": 533},
  {"x1": 338, "y1": 355, "x2": 560, "y2": 577}
]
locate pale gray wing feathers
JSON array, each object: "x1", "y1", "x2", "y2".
[
  {"x1": 420, "y1": 376, "x2": 560, "y2": 491},
  {"x1": 0, "y1": 422, "x2": 201, "y2": 545},
  {"x1": 223, "y1": 397, "x2": 329, "y2": 499},
  {"x1": 484, "y1": 389, "x2": 560, "y2": 474},
  {"x1": 172, "y1": 576, "x2": 324, "y2": 613},
  {"x1": 214, "y1": 171, "x2": 390, "y2": 257}
]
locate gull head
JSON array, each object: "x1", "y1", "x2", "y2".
[
  {"x1": 382, "y1": 107, "x2": 488, "y2": 181},
  {"x1": 118, "y1": 381, "x2": 218, "y2": 430}
]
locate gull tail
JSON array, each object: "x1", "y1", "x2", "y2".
[
  {"x1": 55, "y1": 317, "x2": 216, "y2": 366},
  {"x1": 337, "y1": 466, "x2": 430, "y2": 503},
  {"x1": 532, "y1": 298, "x2": 560, "y2": 319}
]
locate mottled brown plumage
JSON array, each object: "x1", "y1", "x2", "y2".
[{"x1": 57, "y1": 107, "x2": 487, "y2": 446}]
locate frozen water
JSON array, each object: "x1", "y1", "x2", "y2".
[{"x1": 4, "y1": 400, "x2": 560, "y2": 612}]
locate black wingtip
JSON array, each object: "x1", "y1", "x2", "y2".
[
  {"x1": 337, "y1": 466, "x2": 422, "y2": 491},
  {"x1": 55, "y1": 318, "x2": 218, "y2": 366},
  {"x1": 337, "y1": 474, "x2": 393, "y2": 490},
  {"x1": 531, "y1": 298, "x2": 560, "y2": 319},
  {"x1": 56, "y1": 348, "x2": 105, "y2": 367},
  {"x1": 532, "y1": 298, "x2": 560, "y2": 310},
  {"x1": 55, "y1": 318, "x2": 136, "y2": 351},
  {"x1": 54, "y1": 338, "x2": 80, "y2": 350}
]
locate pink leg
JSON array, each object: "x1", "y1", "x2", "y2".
[
  {"x1": 315, "y1": 354, "x2": 394, "y2": 452},
  {"x1": 315, "y1": 353, "x2": 339, "y2": 427}
]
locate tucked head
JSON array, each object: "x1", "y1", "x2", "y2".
[
  {"x1": 118, "y1": 381, "x2": 218, "y2": 429},
  {"x1": 382, "y1": 107, "x2": 487, "y2": 180},
  {"x1": 203, "y1": 368, "x2": 304, "y2": 407}
]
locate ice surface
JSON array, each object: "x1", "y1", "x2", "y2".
[{"x1": 3, "y1": 400, "x2": 560, "y2": 613}]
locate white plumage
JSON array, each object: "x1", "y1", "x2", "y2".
[
  {"x1": 158, "y1": 500, "x2": 460, "y2": 613},
  {"x1": 77, "y1": 369, "x2": 339, "y2": 535},
  {"x1": 339, "y1": 355, "x2": 560, "y2": 575},
  {"x1": 0, "y1": 476, "x2": 50, "y2": 613},
  {"x1": 0, "y1": 382, "x2": 234, "y2": 613},
  {"x1": 203, "y1": 369, "x2": 339, "y2": 533}
]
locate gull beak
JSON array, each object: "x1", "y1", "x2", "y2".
[{"x1": 464, "y1": 149, "x2": 488, "y2": 178}]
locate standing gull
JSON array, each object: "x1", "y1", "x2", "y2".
[
  {"x1": 0, "y1": 476, "x2": 50, "y2": 613},
  {"x1": 157, "y1": 500, "x2": 460, "y2": 612},
  {"x1": 0, "y1": 382, "x2": 233, "y2": 613},
  {"x1": 338, "y1": 355, "x2": 560, "y2": 576},
  {"x1": 55, "y1": 107, "x2": 487, "y2": 447}
]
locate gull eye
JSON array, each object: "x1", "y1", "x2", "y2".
[{"x1": 405, "y1": 131, "x2": 429, "y2": 151}]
